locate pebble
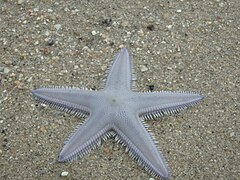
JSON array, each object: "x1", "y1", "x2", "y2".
[
  {"x1": 54, "y1": 24, "x2": 62, "y2": 31},
  {"x1": 64, "y1": 7, "x2": 69, "y2": 12},
  {"x1": 219, "y1": 2, "x2": 225, "y2": 7},
  {"x1": 138, "y1": 29, "x2": 144, "y2": 36},
  {"x1": 46, "y1": 38, "x2": 55, "y2": 46},
  {"x1": 91, "y1": 30, "x2": 97, "y2": 36},
  {"x1": 176, "y1": 9, "x2": 182, "y2": 13},
  {"x1": 17, "y1": 0, "x2": 25, "y2": 5},
  {"x1": 3, "y1": 67, "x2": 10, "y2": 74},
  {"x1": 121, "y1": 20, "x2": 129, "y2": 27},
  {"x1": 33, "y1": 8, "x2": 39, "y2": 12},
  {"x1": 74, "y1": 65, "x2": 79, "y2": 69},
  {"x1": 45, "y1": 30, "x2": 50, "y2": 36},
  {"x1": 48, "y1": 9, "x2": 53, "y2": 13},
  {"x1": 230, "y1": 132, "x2": 235, "y2": 137},
  {"x1": 166, "y1": 25, "x2": 172, "y2": 30},
  {"x1": 60, "y1": 171, "x2": 69, "y2": 177},
  {"x1": 27, "y1": 77, "x2": 33, "y2": 83},
  {"x1": 140, "y1": 65, "x2": 148, "y2": 72},
  {"x1": 82, "y1": 46, "x2": 91, "y2": 52}
]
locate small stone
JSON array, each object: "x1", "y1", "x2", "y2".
[
  {"x1": 64, "y1": 7, "x2": 69, "y2": 12},
  {"x1": 45, "y1": 31, "x2": 50, "y2": 36},
  {"x1": 60, "y1": 171, "x2": 69, "y2": 177},
  {"x1": 166, "y1": 25, "x2": 172, "y2": 29},
  {"x1": 3, "y1": 67, "x2": 10, "y2": 74},
  {"x1": 121, "y1": 20, "x2": 129, "y2": 27},
  {"x1": 44, "y1": 79, "x2": 50, "y2": 82},
  {"x1": 138, "y1": 29, "x2": 144, "y2": 36},
  {"x1": 0, "y1": 67, "x2": 4, "y2": 72},
  {"x1": 54, "y1": 24, "x2": 62, "y2": 31},
  {"x1": 102, "y1": 18, "x2": 112, "y2": 27},
  {"x1": 82, "y1": 46, "x2": 91, "y2": 52},
  {"x1": 19, "y1": 74, "x2": 23, "y2": 78},
  {"x1": 148, "y1": 85, "x2": 154, "y2": 91},
  {"x1": 119, "y1": 44, "x2": 125, "y2": 49},
  {"x1": 149, "y1": 178, "x2": 155, "y2": 180},
  {"x1": 33, "y1": 8, "x2": 39, "y2": 12},
  {"x1": 219, "y1": 2, "x2": 224, "y2": 7},
  {"x1": 230, "y1": 132, "x2": 235, "y2": 137},
  {"x1": 147, "y1": 24, "x2": 154, "y2": 31},
  {"x1": 48, "y1": 9, "x2": 53, "y2": 13},
  {"x1": 74, "y1": 65, "x2": 79, "y2": 69},
  {"x1": 27, "y1": 77, "x2": 33, "y2": 83},
  {"x1": 14, "y1": 80, "x2": 21, "y2": 86},
  {"x1": 126, "y1": 31, "x2": 131, "y2": 35},
  {"x1": 47, "y1": 38, "x2": 55, "y2": 46},
  {"x1": 140, "y1": 65, "x2": 148, "y2": 72},
  {"x1": 91, "y1": 30, "x2": 97, "y2": 36},
  {"x1": 34, "y1": 41, "x2": 39, "y2": 45},
  {"x1": 17, "y1": 0, "x2": 25, "y2": 5},
  {"x1": 176, "y1": 9, "x2": 182, "y2": 13}
]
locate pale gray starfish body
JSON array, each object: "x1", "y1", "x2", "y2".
[{"x1": 31, "y1": 48, "x2": 204, "y2": 179}]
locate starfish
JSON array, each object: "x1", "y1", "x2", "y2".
[{"x1": 31, "y1": 48, "x2": 204, "y2": 179}]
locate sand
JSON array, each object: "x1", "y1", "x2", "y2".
[{"x1": 0, "y1": 0, "x2": 239, "y2": 179}]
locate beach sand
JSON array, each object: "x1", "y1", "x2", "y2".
[{"x1": 0, "y1": 0, "x2": 239, "y2": 179}]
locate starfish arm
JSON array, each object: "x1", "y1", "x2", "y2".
[
  {"x1": 113, "y1": 112, "x2": 169, "y2": 179},
  {"x1": 104, "y1": 48, "x2": 134, "y2": 91},
  {"x1": 31, "y1": 87, "x2": 101, "y2": 117},
  {"x1": 132, "y1": 91, "x2": 204, "y2": 120},
  {"x1": 59, "y1": 113, "x2": 113, "y2": 162}
]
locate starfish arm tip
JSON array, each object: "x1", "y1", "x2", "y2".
[{"x1": 58, "y1": 156, "x2": 65, "y2": 163}]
